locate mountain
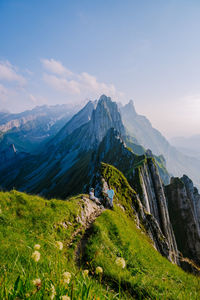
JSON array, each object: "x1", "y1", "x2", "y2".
[
  {"x1": 121, "y1": 100, "x2": 200, "y2": 190},
  {"x1": 54, "y1": 100, "x2": 97, "y2": 143},
  {"x1": 0, "y1": 95, "x2": 170, "y2": 198},
  {"x1": 0, "y1": 104, "x2": 78, "y2": 153},
  {"x1": 2, "y1": 93, "x2": 200, "y2": 300},
  {"x1": 0, "y1": 95, "x2": 126, "y2": 196}
]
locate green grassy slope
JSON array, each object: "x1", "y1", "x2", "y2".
[
  {"x1": 1, "y1": 182, "x2": 200, "y2": 299},
  {"x1": 0, "y1": 190, "x2": 118, "y2": 299},
  {"x1": 84, "y1": 207, "x2": 200, "y2": 299}
]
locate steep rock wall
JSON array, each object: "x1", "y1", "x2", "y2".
[
  {"x1": 165, "y1": 177, "x2": 200, "y2": 266},
  {"x1": 134, "y1": 158, "x2": 179, "y2": 264}
]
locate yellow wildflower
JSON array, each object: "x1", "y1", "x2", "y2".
[
  {"x1": 31, "y1": 250, "x2": 40, "y2": 262},
  {"x1": 55, "y1": 241, "x2": 63, "y2": 250},
  {"x1": 115, "y1": 257, "x2": 126, "y2": 269},
  {"x1": 95, "y1": 266, "x2": 103, "y2": 274},
  {"x1": 63, "y1": 271, "x2": 71, "y2": 284},
  {"x1": 34, "y1": 244, "x2": 41, "y2": 250}
]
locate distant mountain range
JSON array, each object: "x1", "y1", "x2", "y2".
[{"x1": 0, "y1": 104, "x2": 79, "y2": 153}]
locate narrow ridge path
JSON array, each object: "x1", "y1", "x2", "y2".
[
  {"x1": 66, "y1": 196, "x2": 104, "y2": 260},
  {"x1": 73, "y1": 196, "x2": 105, "y2": 266}
]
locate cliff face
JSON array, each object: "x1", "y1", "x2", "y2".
[
  {"x1": 181, "y1": 175, "x2": 200, "y2": 229},
  {"x1": 165, "y1": 176, "x2": 200, "y2": 266},
  {"x1": 133, "y1": 158, "x2": 179, "y2": 264}
]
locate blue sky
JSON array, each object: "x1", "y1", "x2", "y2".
[{"x1": 0, "y1": 0, "x2": 200, "y2": 138}]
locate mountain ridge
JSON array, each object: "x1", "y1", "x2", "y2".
[{"x1": 121, "y1": 99, "x2": 200, "y2": 190}]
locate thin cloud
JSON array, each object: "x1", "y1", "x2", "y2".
[
  {"x1": 41, "y1": 58, "x2": 72, "y2": 76},
  {"x1": 0, "y1": 61, "x2": 26, "y2": 85},
  {"x1": 41, "y1": 58, "x2": 124, "y2": 100},
  {"x1": 43, "y1": 73, "x2": 80, "y2": 94}
]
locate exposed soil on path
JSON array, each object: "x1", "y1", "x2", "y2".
[{"x1": 66, "y1": 196, "x2": 104, "y2": 264}]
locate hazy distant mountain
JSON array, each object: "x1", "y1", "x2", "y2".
[
  {"x1": 170, "y1": 135, "x2": 200, "y2": 159},
  {"x1": 121, "y1": 100, "x2": 200, "y2": 190},
  {"x1": 0, "y1": 104, "x2": 79, "y2": 153}
]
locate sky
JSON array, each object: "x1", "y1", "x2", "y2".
[{"x1": 0, "y1": 0, "x2": 200, "y2": 138}]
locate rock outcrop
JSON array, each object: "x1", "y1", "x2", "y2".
[
  {"x1": 133, "y1": 158, "x2": 179, "y2": 264},
  {"x1": 165, "y1": 176, "x2": 200, "y2": 267}
]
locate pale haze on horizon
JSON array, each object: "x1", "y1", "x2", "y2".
[{"x1": 0, "y1": 0, "x2": 200, "y2": 139}]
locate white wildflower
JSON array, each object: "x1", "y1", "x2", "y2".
[
  {"x1": 31, "y1": 250, "x2": 41, "y2": 262},
  {"x1": 63, "y1": 271, "x2": 71, "y2": 284},
  {"x1": 83, "y1": 269, "x2": 89, "y2": 277},
  {"x1": 32, "y1": 278, "x2": 41, "y2": 287},
  {"x1": 95, "y1": 266, "x2": 103, "y2": 274},
  {"x1": 34, "y1": 244, "x2": 41, "y2": 250},
  {"x1": 61, "y1": 296, "x2": 70, "y2": 300},
  {"x1": 115, "y1": 257, "x2": 126, "y2": 269},
  {"x1": 50, "y1": 283, "x2": 56, "y2": 299},
  {"x1": 55, "y1": 241, "x2": 63, "y2": 250}
]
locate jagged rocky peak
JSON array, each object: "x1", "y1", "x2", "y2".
[
  {"x1": 180, "y1": 175, "x2": 200, "y2": 229},
  {"x1": 165, "y1": 176, "x2": 200, "y2": 268},
  {"x1": 123, "y1": 99, "x2": 137, "y2": 116},
  {"x1": 87, "y1": 95, "x2": 125, "y2": 147}
]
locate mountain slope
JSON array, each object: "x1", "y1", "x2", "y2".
[
  {"x1": 0, "y1": 190, "x2": 119, "y2": 299},
  {"x1": 1, "y1": 188, "x2": 200, "y2": 299},
  {"x1": 84, "y1": 206, "x2": 200, "y2": 299},
  {"x1": 121, "y1": 100, "x2": 200, "y2": 190}
]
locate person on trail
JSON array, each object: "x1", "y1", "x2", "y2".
[
  {"x1": 106, "y1": 185, "x2": 114, "y2": 209},
  {"x1": 89, "y1": 188, "x2": 101, "y2": 205}
]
